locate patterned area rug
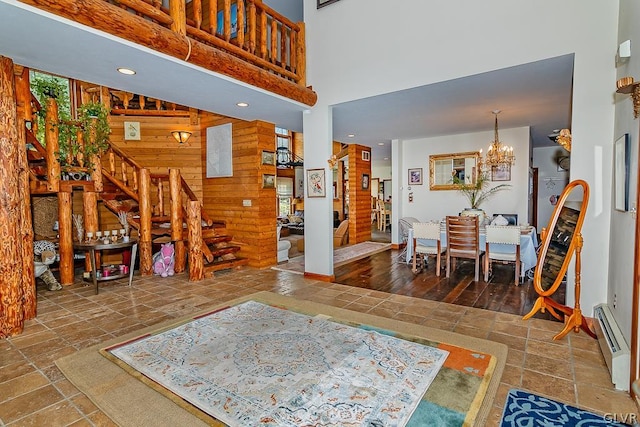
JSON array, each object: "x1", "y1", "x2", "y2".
[
  {"x1": 501, "y1": 389, "x2": 631, "y2": 426},
  {"x1": 106, "y1": 301, "x2": 448, "y2": 426},
  {"x1": 55, "y1": 292, "x2": 506, "y2": 426},
  {"x1": 272, "y1": 241, "x2": 392, "y2": 274}
]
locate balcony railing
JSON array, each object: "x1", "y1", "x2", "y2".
[{"x1": 19, "y1": 0, "x2": 317, "y2": 106}]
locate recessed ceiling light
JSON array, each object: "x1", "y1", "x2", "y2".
[
  {"x1": 347, "y1": 134, "x2": 355, "y2": 138},
  {"x1": 117, "y1": 67, "x2": 136, "y2": 75},
  {"x1": 384, "y1": 157, "x2": 389, "y2": 160},
  {"x1": 377, "y1": 142, "x2": 385, "y2": 146},
  {"x1": 236, "y1": 102, "x2": 249, "y2": 107}
]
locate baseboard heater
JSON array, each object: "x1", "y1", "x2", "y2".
[{"x1": 593, "y1": 304, "x2": 630, "y2": 391}]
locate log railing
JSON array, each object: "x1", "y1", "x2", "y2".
[{"x1": 107, "y1": 0, "x2": 305, "y2": 85}]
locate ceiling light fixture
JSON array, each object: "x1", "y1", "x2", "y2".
[
  {"x1": 236, "y1": 102, "x2": 249, "y2": 107},
  {"x1": 377, "y1": 142, "x2": 385, "y2": 146},
  {"x1": 117, "y1": 67, "x2": 136, "y2": 75},
  {"x1": 171, "y1": 130, "x2": 192, "y2": 144},
  {"x1": 347, "y1": 134, "x2": 355, "y2": 138},
  {"x1": 479, "y1": 110, "x2": 515, "y2": 170}
]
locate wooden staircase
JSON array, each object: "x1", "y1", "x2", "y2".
[{"x1": 24, "y1": 81, "x2": 247, "y2": 283}]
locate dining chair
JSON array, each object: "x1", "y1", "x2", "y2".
[
  {"x1": 484, "y1": 225, "x2": 521, "y2": 285},
  {"x1": 377, "y1": 199, "x2": 391, "y2": 231},
  {"x1": 445, "y1": 215, "x2": 484, "y2": 281},
  {"x1": 412, "y1": 222, "x2": 446, "y2": 275}
]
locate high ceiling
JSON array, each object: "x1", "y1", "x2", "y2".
[{"x1": 0, "y1": 1, "x2": 573, "y2": 163}]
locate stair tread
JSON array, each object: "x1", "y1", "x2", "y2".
[{"x1": 204, "y1": 257, "x2": 249, "y2": 273}]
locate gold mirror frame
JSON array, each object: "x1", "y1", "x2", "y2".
[
  {"x1": 429, "y1": 151, "x2": 480, "y2": 190},
  {"x1": 523, "y1": 179, "x2": 595, "y2": 340}
]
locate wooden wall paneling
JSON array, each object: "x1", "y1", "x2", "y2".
[
  {"x1": 348, "y1": 144, "x2": 372, "y2": 244},
  {"x1": 200, "y1": 114, "x2": 277, "y2": 267}
]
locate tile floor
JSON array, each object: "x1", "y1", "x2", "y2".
[{"x1": 1, "y1": 267, "x2": 637, "y2": 426}]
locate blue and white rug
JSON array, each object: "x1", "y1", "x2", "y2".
[
  {"x1": 107, "y1": 300, "x2": 448, "y2": 427},
  {"x1": 501, "y1": 389, "x2": 632, "y2": 426}
]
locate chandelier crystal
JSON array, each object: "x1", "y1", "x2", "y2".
[{"x1": 479, "y1": 110, "x2": 515, "y2": 170}]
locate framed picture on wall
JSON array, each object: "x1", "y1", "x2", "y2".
[
  {"x1": 317, "y1": 0, "x2": 340, "y2": 8},
  {"x1": 614, "y1": 133, "x2": 630, "y2": 211},
  {"x1": 408, "y1": 168, "x2": 423, "y2": 185},
  {"x1": 261, "y1": 150, "x2": 275, "y2": 166},
  {"x1": 262, "y1": 174, "x2": 275, "y2": 189},
  {"x1": 307, "y1": 168, "x2": 326, "y2": 198},
  {"x1": 362, "y1": 174, "x2": 370, "y2": 190},
  {"x1": 491, "y1": 164, "x2": 511, "y2": 181}
]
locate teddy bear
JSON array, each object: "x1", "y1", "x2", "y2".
[{"x1": 152, "y1": 242, "x2": 175, "y2": 278}]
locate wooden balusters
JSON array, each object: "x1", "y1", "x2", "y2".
[
  {"x1": 138, "y1": 169, "x2": 153, "y2": 276},
  {"x1": 259, "y1": 9, "x2": 267, "y2": 59},
  {"x1": 247, "y1": 0, "x2": 256, "y2": 53},
  {"x1": 169, "y1": 169, "x2": 186, "y2": 273},
  {"x1": 280, "y1": 22, "x2": 287, "y2": 66},
  {"x1": 237, "y1": 0, "x2": 245, "y2": 47},
  {"x1": 290, "y1": 28, "x2": 297, "y2": 73},
  {"x1": 155, "y1": 178, "x2": 165, "y2": 216},
  {"x1": 44, "y1": 98, "x2": 60, "y2": 192},
  {"x1": 208, "y1": 0, "x2": 217, "y2": 34},
  {"x1": 187, "y1": 200, "x2": 204, "y2": 281},
  {"x1": 87, "y1": 117, "x2": 103, "y2": 192},
  {"x1": 270, "y1": 18, "x2": 277, "y2": 64},
  {"x1": 192, "y1": 0, "x2": 202, "y2": 29},
  {"x1": 76, "y1": 128, "x2": 85, "y2": 168},
  {"x1": 109, "y1": 151, "x2": 116, "y2": 175},
  {"x1": 121, "y1": 162, "x2": 129, "y2": 188},
  {"x1": 296, "y1": 23, "x2": 306, "y2": 86}
]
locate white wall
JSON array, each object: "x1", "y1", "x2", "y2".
[
  {"x1": 533, "y1": 146, "x2": 570, "y2": 230},
  {"x1": 302, "y1": 0, "x2": 618, "y2": 314},
  {"x1": 399, "y1": 127, "x2": 530, "y2": 224},
  {"x1": 612, "y1": 0, "x2": 640, "y2": 350}
]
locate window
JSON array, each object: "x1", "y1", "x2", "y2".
[
  {"x1": 277, "y1": 177, "x2": 293, "y2": 216},
  {"x1": 276, "y1": 127, "x2": 291, "y2": 150}
]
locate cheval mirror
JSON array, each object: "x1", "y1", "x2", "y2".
[{"x1": 523, "y1": 179, "x2": 596, "y2": 340}]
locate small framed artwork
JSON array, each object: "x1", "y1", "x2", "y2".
[
  {"x1": 491, "y1": 164, "x2": 511, "y2": 182},
  {"x1": 362, "y1": 151, "x2": 371, "y2": 161},
  {"x1": 614, "y1": 133, "x2": 630, "y2": 211},
  {"x1": 307, "y1": 168, "x2": 326, "y2": 198},
  {"x1": 124, "y1": 121, "x2": 140, "y2": 140},
  {"x1": 262, "y1": 174, "x2": 275, "y2": 189},
  {"x1": 261, "y1": 150, "x2": 275, "y2": 166},
  {"x1": 362, "y1": 173, "x2": 370, "y2": 190},
  {"x1": 317, "y1": 0, "x2": 340, "y2": 8},
  {"x1": 408, "y1": 168, "x2": 423, "y2": 185}
]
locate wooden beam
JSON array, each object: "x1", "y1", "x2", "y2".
[{"x1": 20, "y1": 0, "x2": 317, "y2": 106}]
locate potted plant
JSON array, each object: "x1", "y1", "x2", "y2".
[
  {"x1": 31, "y1": 75, "x2": 72, "y2": 145},
  {"x1": 77, "y1": 101, "x2": 110, "y2": 154},
  {"x1": 453, "y1": 170, "x2": 510, "y2": 218}
]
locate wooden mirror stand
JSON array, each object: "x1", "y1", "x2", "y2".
[{"x1": 523, "y1": 179, "x2": 596, "y2": 340}]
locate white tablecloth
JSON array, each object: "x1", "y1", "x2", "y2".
[{"x1": 405, "y1": 225, "x2": 538, "y2": 277}]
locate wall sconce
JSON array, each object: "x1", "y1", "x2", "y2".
[{"x1": 171, "y1": 130, "x2": 192, "y2": 144}]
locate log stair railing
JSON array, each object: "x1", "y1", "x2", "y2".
[{"x1": 24, "y1": 88, "x2": 246, "y2": 283}]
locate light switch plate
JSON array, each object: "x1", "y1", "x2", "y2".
[{"x1": 242, "y1": 200, "x2": 252, "y2": 207}]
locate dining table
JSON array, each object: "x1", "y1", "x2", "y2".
[{"x1": 405, "y1": 223, "x2": 539, "y2": 278}]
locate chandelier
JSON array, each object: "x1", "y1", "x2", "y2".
[
  {"x1": 480, "y1": 110, "x2": 515, "y2": 169},
  {"x1": 555, "y1": 128, "x2": 571, "y2": 152}
]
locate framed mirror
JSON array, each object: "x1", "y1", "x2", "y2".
[
  {"x1": 429, "y1": 151, "x2": 480, "y2": 190},
  {"x1": 523, "y1": 179, "x2": 595, "y2": 340}
]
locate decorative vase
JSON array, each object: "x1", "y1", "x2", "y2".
[{"x1": 460, "y1": 208, "x2": 486, "y2": 224}]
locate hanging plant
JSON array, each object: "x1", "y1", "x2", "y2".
[
  {"x1": 30, "y1": 75, "x2": 72, "y2": 145},
  {"x1": 78, "y1": 101, "x2": 111, "y2": 154}
]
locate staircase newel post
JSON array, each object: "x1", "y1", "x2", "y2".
[
  {"x1": 44, "y1": 97, "x2": 60, "y2": 192},
  {"x1": 82, "y1": 191, "x2": 100, "y2": 273},
  {"x1": 0, "y1": 56, "x2": 31, "y2": 337},
  {"x1": 57, "y1": 190, "x2": 74, "y2": 285},
  {"x1": 138, "y1": 168, "x2": 153, "y2": 276},
  {"x1": 169, "y1": 168, "x2": 186, "y2": 273},
  {"x1": 88, "y1": 118, "x2": 103, "y2": 191},
  {"x1": 187, "y1": 200, "x2": 204, "y2": 281}
]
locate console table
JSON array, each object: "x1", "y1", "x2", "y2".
[{"x1": 73, "y1": 238, "x2": 138, "y2": 294}]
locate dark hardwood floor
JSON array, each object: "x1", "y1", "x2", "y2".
[{"x1": 333, "y1": 246, "x2": 566, "y2": 322}]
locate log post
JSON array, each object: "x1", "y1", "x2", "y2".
[
  {"x1": 13, "y1": 66, "x2": 36, "y2": 320},
  {"x1": 169, "y1": 169, "x2": 186, "y2": 273},
  {"x1": 237, "y1": 0, "x2": 245, "y2": 48},
  {"x1": 0, "y1": 56, "x2": 30, "y2": 337},
  {"x1": 247, "y1": 0, "x2": 256, "y2": 53},
  {"x1": 187, "y1": 200, "x2": 203, "y2": 281},
  {"x1": 192, "y1": 0, "x2": 202, "y2": 30},
  {"x1": 57, "y1": 191, "x2": 74, "y2": 285},
  {"x1": 88, "y1": 118, "x2": 103, "y2": 191},
  {"x1": 83, "y1": 191, "x2": 100, "y2": 272},
  {"x1": 259, "y1": 9, "x2": 267, "y2": 59},
  {"x1": 138, "y1": 168, "x2": 153, "y2": 275},
  {"x1": 223, "y1": 0, "x2": 231, "y2": 42},
  {"x1": 208, "y1": 0, "x2": 217, "y2": 34},
  {"x1": 45, "y1": 97, "x2": 60, "y2": 192},
  {"x1": 156, "y1": 178, "x2": 164, "y2": 216},
  {"x1": 270, "y1": 19, "x2": 277, "y2": 63},
  {"x1": 169, "y1": 0, "x2": 186, "y2": 35}
]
